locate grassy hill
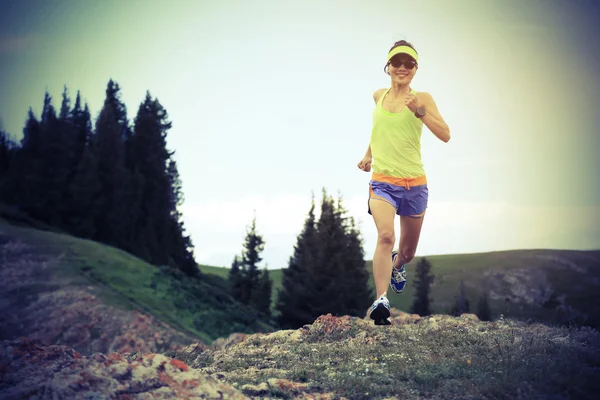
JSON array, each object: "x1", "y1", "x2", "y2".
[
  {"x1": 0, "y1": 209, "x2": 275, "y2": 346},
  {"x1": 202, "y1": 249, "x2": 600, "y2": 329}
]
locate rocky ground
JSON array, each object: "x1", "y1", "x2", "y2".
[
  {"x1": 2, "y1": 310, "x2": 599, "y2": 399},
  {"x1": 0, "y1": 336, "x2": 244, "y2": 399},
  {"x1": 2, "y1": 226, "x2": 599, "y2": 399}
]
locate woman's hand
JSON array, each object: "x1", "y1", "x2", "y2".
[
  {"x1": 357, "y1": 156, "x2": 372, "y2": 172},
  {"x1": 404, "y1": 93, "x2": 419, "y2": 113}
]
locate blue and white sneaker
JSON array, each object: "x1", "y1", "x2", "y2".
[
  {"x1": 369, "y1": 294, "x2": 391, "y2": 325},
  {"x1": 390, "y1": 251, "x2": 407, "y2": 293}
]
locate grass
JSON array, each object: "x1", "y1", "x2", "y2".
[{"x1": 172, "y1": 316, "x2": 600, "y2": 400}]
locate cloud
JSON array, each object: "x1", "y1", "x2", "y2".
[{"x1": 180, "y1": 194, "x2": 600, "y2": 269}]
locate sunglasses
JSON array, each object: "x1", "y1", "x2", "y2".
[{"x1": 389, "y1": 59, "x2": 417, "y2": 69}]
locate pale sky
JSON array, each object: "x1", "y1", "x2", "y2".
[{"x1": 1, "y1": 0, "x2": 599, "y2": 269}]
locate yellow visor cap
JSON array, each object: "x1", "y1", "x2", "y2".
[{"x1": 387, "y1": 45, "x2": 418, "y2": 62}]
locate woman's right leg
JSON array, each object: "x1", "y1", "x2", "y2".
[{"x1": 369, "y1": 197, "x2": 397, "y2": 299}]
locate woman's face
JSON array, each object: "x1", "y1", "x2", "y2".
[{"x1": 388, "y1": 54, "x2": 418, "y2": 85}]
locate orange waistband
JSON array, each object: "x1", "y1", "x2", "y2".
[{"x1": 371, "y1": 172, "x2": 427, "y2": 189}]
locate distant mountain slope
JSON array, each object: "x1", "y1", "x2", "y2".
[{"x1": 202, "y1": 249, "x2": 600, "y2": 328}]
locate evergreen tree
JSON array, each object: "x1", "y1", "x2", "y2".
[
  {"x1": 96, "y1": 80, "x2": 136, "y2": 251},
  {"x1": 14, "y1": 92, "x2": 66, "y2": 225},
  {"x1": 410, "y1": 257, "x2": 434, "y2": 316},
  {"x1": 0, "y1": 129, "x2": 17, "y2": 203},
  {"x1": 69, "y1": 91, "x2": 93, "y2": 168},
  {"x1": 164, "y1": 157, "x2": 197, "y2": 275},
  {"x1": 276, "y1": 190, "x2": 372, "y2": 329},
  {"x1": 238, "y1": 215, "x2": 266, "y2": 306},
  {"x1": 56, "y1": 85, "x2": 81, "y2": 228},
  {"x1": 11, "y1": 108, "x2": 42, "y2": 214},
  {"x1": 104, "y1": 79, "x2": 134, "y2": 172},
  {"x1": 229, "y1": 255, "x2": 243, "y2": 301},
  {"x1": 93, "y1": 98, "x2": 129, "y2": 246},
  {"x1": 276, "y1": 195, "x2": 319, "y2": 328},
  {"x1": 450, "y1": 280, "x2": 470, "y2": 316},
  {"x1": 130, "y1": 91, "x2": 173, "y2": 264},
  {"x1": 335, "y1": 195, "x2": 372, "y2": 315},
  {"x1": 65, "y1": 141, "x2": 101, "y2": 238},
  {"x1": 253, "y1": 267, "x2": 272, "y2": 317},
  {"x1": 476, "y1": 292, "x2": 492, "y2": 321},
  {"x1": 0, "y1": 129, "x2": 13, "y2": 176},
  {"x1": 59, "y1": 85, "x2": 71, "y2": 120},
  {"x1": 38, "y1": 92, "x2": 68, "y2": 227},
  {"x1": 104, "y1": 79, "x2": 131, "y2": 141}
]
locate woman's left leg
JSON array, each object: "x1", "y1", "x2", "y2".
[{"x1": 394, "y1": 212, "x2": 426, "y2": 268}]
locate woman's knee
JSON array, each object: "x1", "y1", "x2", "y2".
[{"x1": 377, "y1": 231, "x2": 395, "y2": 247}]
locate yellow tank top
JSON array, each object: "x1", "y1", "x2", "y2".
[{"x1": 370, "y1": 88, "x2": 425, "y2": 178}]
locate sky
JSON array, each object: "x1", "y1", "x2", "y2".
[{"x1": 1, "y1": 0, "x2": 599, "y2": 269}]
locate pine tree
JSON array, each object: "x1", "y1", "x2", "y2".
[
  {"x1": 335, "y1": 195, "x2": 372, "y2": 316},
  {"x1": 164, "y1": 157, "x2": 197, "y2": 275},
  {"x1": 104, "y1": 79, "x2": 131, "y2": 141},
  {"x1": 56, "y1": 85, "x2": 81, "y2": 228},
  {"x1": 450, "y1": 280, "x2": 470, "y2": 316},
  {"x1": 38, "y1": 92, "x2": 68, "y2": 227},
  {"x1": 239, "y1": 215, "x2": 266, "y2": 306},
  {"x1": 96, "y1": 80, "x2": 136, "y2": 251},
  {"x1": 276, "y1": 195, "x2": 319, "y2": 328},
  {"x1": 12, "y1": 108, "x2": 42, "y2": 215},
  {"x1": 129, "y1": 91, "x2": 174, "y2": 264},
  {"x1": 93, "y1": 98, "x2": 129, "y2": 246},
  {"x1": 476, "y1": 292, "x2": 492, "y2": 321},
  {"x1": 0, "y1": 129, "x2": 17, "y2": 203},
  {"x1": 0, "y1": 129, "x2": 13, "y2": 177},
  {"x1": 59, "y1": 85, "x2": 71, "y2": 120},
  {"x1": 65, "y1": 141, "x2": 101, "y2": 238},
  {"x1": 410, "y1": 257, "x2": 434, "y2": 316},
  {"x1": 276, "y1": 190, "x2": 372, "y2": 329},
  {"x1": 70, "y1": 91, "x2": 93, "y2": 169},
  {"x1": 253, "y1": 267, "x2": 273, "y2": 317},
  {"x1": 229, "y1": 255, "x2": 243, "y2": 301}
]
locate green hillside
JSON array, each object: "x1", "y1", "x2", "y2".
[
  {"x1": 199, "y1": 264, "x2": 284, "y2": 310},
  {"x1": 0, "y1": 214, "x2": 275, "y2": 344},
  {"x1": 203, "y1": 249, "x2": 600, "y2": 328}
]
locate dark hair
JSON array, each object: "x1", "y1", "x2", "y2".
[
  {"x1": 384, "y1": 40, "x2": 418, "y2": 74},
  {"x1": 388, "y1": 40, "x2": 418, "y2": 54}
]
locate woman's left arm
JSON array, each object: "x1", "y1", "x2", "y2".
[{"x1": 418, "y1": 92, "x2": 451, "y2": 143}]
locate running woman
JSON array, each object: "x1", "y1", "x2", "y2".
[{"x1": 357, "y1": 40, "x2": 451, "y2": 325}]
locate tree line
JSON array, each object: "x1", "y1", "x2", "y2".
[
  {"x1": 0, "y1": 80, "x2": 197, "y2": 277},
  {"x1": 0, "y1": 81, "x2": 492, "y2": 330}
]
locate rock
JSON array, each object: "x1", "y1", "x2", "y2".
[
  {"x1": 241, "y1": 381, "x2": 269, "y2": 395},
  {"x1": 211, "y1": 332, "x2": 247, "y2": 350},
  {"x1": 390, "y1": 309, "x2": 421, "y2": 324},
  {"x1": 459, "y1": 313, "x2": 480, "y2": 322},
  {"x1": 0, "y1": 338, "x2": 246, "y2": 399}
]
